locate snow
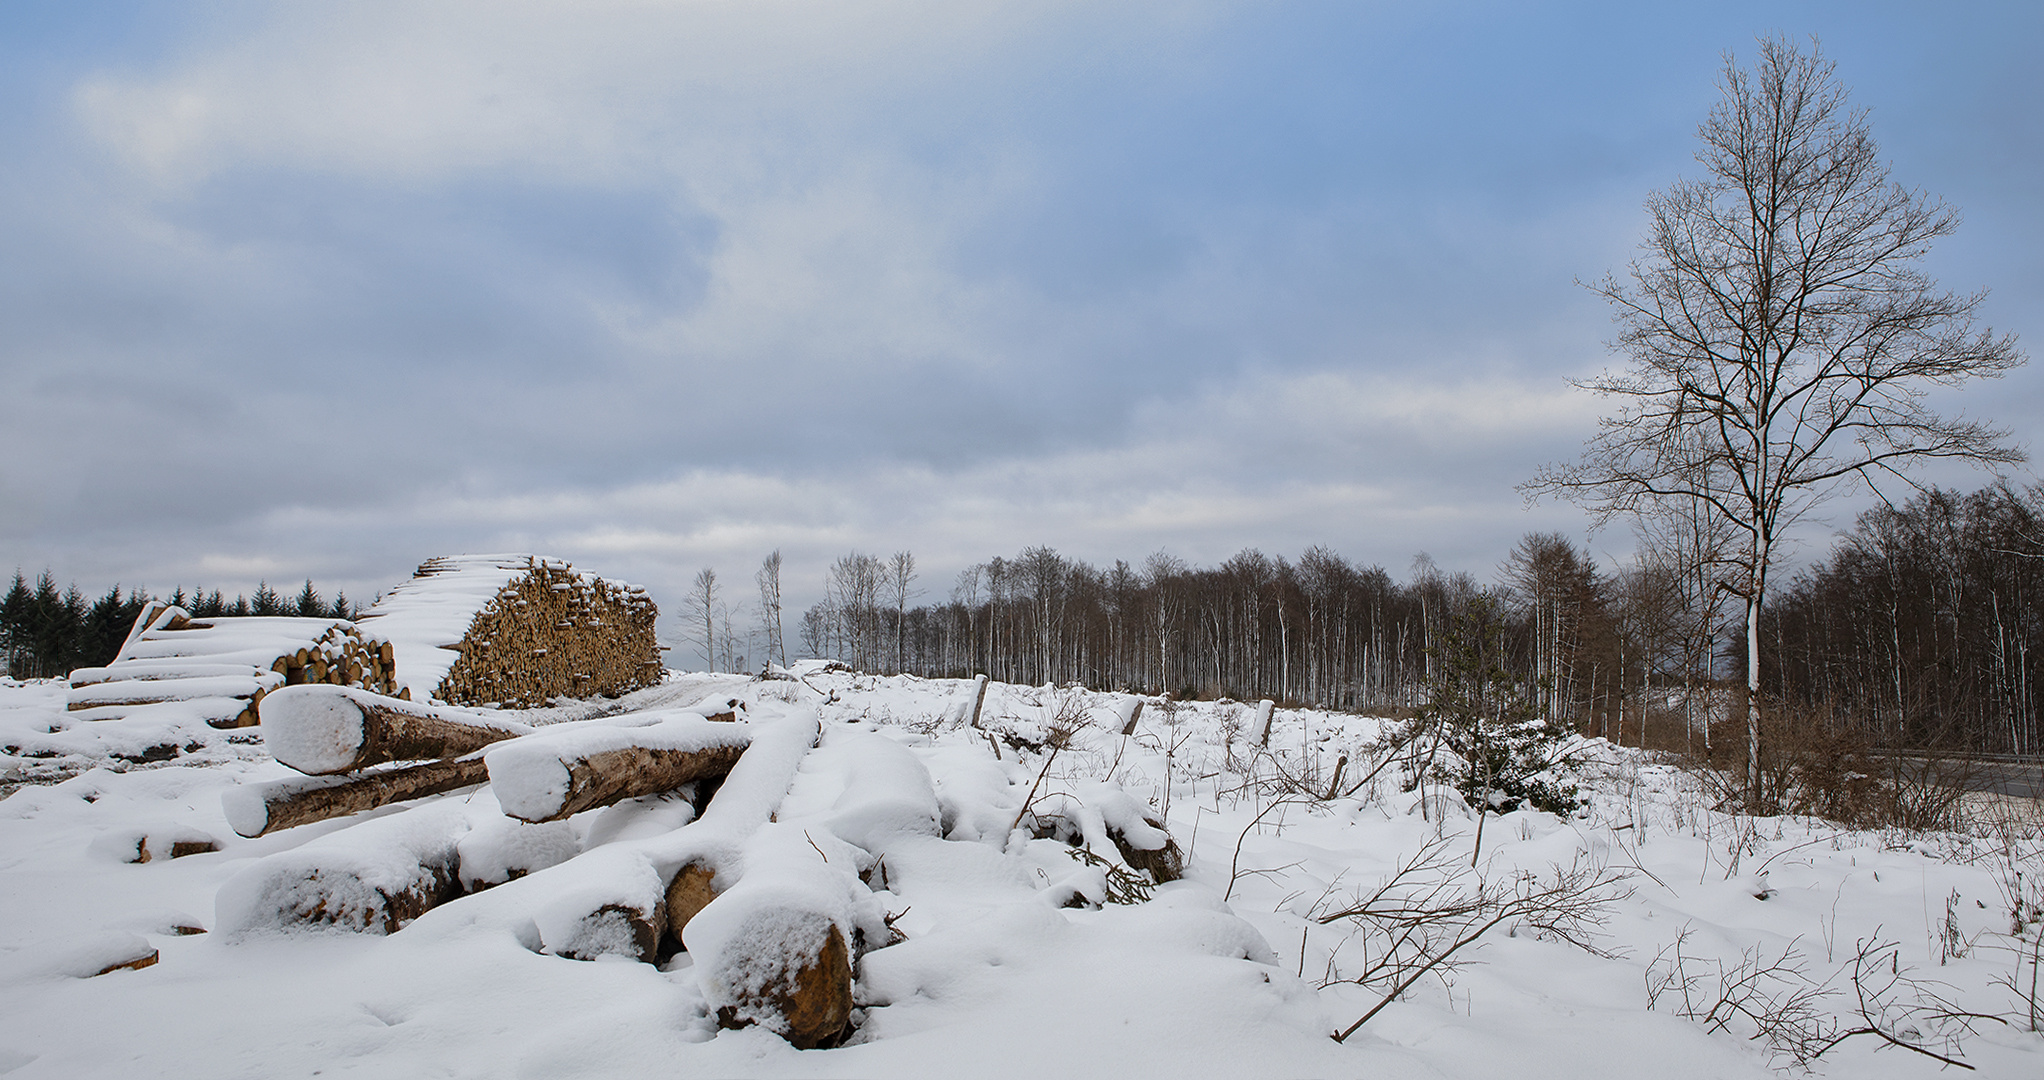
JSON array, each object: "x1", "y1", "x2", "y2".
[
  {"x1": 0, "y1": 670, "x2": 2034, "y2": 1077},
  {"x1": 354, "y1": 554, "x2": 537, "y2": 702}
]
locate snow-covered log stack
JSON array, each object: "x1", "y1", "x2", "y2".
[
  {"x1": 65, "y1": 603, "x2": 395, "y2": 729},
  {"x1": 357, "y1": 554, "x2": 661, "y2": 708}
]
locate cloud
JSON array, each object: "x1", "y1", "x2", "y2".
[{"x1": 4, "y1": 0, "x2": 2036, "y2": 645}]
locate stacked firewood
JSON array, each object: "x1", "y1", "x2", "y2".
[
  {"x1": 66, "y1": 603, "x2": 396, "y2": 729},
  {"x1": 360, "y1": 555, "x2": 662, "y2": 708}
]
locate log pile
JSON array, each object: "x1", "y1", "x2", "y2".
[
  {"x1": 66, "y1": 603, "x2": 395, "y2": 729},
  {"x1": 213, "y1": 685, "x2": 1191, "y2": 1051},
  {"x1": 357, "y1": 554, "x2": 662, "y2": 708}
]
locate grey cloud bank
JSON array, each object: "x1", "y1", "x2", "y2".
[{"x1": 1, "y1": 1, "x2": 2038, "y2": 637}]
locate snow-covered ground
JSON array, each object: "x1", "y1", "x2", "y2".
[{"x1": 0, "y1": 670, "x2": 2038, "y2": 1078}]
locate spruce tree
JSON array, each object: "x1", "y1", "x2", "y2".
[{"x1": 0, "y1": 572, "x2": 29, "y2": 678}]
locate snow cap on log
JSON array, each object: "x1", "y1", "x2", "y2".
[
  {"x1": 534, "y1": 854, "x2": 669, "y2": 963},
  {"x1": 772, "y1": 728, "x2": 941, "y2": 857}
]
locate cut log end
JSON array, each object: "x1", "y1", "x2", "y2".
[
  {"x1": 714, "y1": 923, "x2": 852, "y2": 1050},
  {"x1": 664, "y1": 862, "x2": 719, "y2": 944}
]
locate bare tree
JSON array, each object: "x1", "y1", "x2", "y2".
[
  {"x1": 889, "y1": 551, "x2": 919, "y2": 674},
  {"x1": 755, "y1": 550, "x2": 786, "y2": 669},
  {"x1": 1528, "y1": 38, "x2": 2025, "y2": 802},
  {"x1": 683, "y1": 568, "x2": 719, "y2": 671}
]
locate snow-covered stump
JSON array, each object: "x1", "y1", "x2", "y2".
[
  {"x1": 1118, "y1": 698, "x2": 1145, "y2": 736},
  {"x1": 259, "y1": 685, "x2": 531, "y2": 775},
  {"x1": 216, "y1": 801, "x2": 475, "y2": 936},
  {"x1": 223, "y1": 754, "x2": 491, "y2": 838},
  {"x1": 485, "y1": 713, "x2": 753, "y2": 823},
  {"x1": 966, "y1": 673, "x2": 990, "y2": 728},
  {"x1": 1246, "y1": 698, "x2": 1275, "y2": 747},
  {"x1": 1030, "y1": 781, "x2": 1185, "y2": 891}
]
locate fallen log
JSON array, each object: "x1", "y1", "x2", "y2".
[
  {"x1": 222, "y1": 754, "x2": 490, "y2": 838},
  {"x1": 664, "y1": 861, "x2": 720, "y2": 942},
  {"x1": 259, "y1": 685, "x2": 530, "y2": 775},
  {"x1": 684, "y1": 824, "x2": 871, "y2": 1049},
  {"x1": 216, "y1": 801, "x2": 471, "y2": 936},
  {"x1": 535, "y1": 858, "x2": 669, "y2": 963},
  {"x1": 487, "y1": 715, "x2": 753, "y2": 824}
]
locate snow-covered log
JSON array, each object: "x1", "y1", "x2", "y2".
[
  {"x1": 259, "y1": 685, "x2": 530, "y2": 775},
  {"x1": 216, "y1": 801, "x2": 475, "y2": 936},
  {"x1": 534, "y1": 858, "x2": 669, "y2": 963},
  {"x1": 455, "y1": 818, "x2": 579, "y2": 891},
  {"x1": 485, "y1": 712, "x2": 752, "y2": 824},
  {"x1": 356, "y1": 554, "x2": 661, "y2": 708},
  {"x1": 223, "y1": 754, "x2": 490, "y2": 838},
  {"x1": 684, "y1": 824, "x2": 876, "y2": 1049}
]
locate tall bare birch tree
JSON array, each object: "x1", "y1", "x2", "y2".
[{"x1": 1529, "y1": 38, "x2": 2025, "y2": 802}]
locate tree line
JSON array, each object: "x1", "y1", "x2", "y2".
[
  {"x1": 1766, "y1": 484, "x2": 2044, "y2": 755},
  {"x1": 777, "y1": 482, "x2": 2043, "y2": 756},
  {"x1": 794, "y1": 538, "x2": 1690, "y2": 747},
  {"x1": 1, "y1": 573, "x2": 357, "y2": 680}
]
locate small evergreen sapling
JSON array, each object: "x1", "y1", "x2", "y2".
[{"x1": 1404, "y1": 595, "x2": 1581, "y2": 817}]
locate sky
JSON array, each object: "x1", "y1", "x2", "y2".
[{"x1": 1, "y1": 0, "x2": 2039, "y2": 653}]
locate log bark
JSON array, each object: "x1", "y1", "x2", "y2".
[
  {"x1": 487, "y1": 720, "x2": 752, "y2": 824},
  {"x1": 492, "y1": 741, "x2": 749, "y2": 824},
  {"x1": 224, "y1": 755, "x2": 490, "y2": 838},
  {"x1": 259, "y1": 685, "x2": 529, "y2": 775}
]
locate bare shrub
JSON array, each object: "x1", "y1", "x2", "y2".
[
  {"x1": 1314, "y1": 838, "x2": 1631, "y2": 1041},
  {"x1": 1648, "y1": 928, "x2": 2006, "y2": 1069}
]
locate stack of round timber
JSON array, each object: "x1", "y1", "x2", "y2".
[
  {"x1": 437, "y1": 560, "x2": 660, "y2": 707},
  {"x1": 271, "y1": 623, "x2": 399, "y2": 698},
  {"x1": 359, "y1": 556, "x2": 658, "y2": 709},
  {"x1": 66, "y1": 606, "x2": 398, "y2": 729}
]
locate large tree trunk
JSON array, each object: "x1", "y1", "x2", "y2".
[
  {"x1": 487, "y1": 720, "x2": 752, "y2": 823},
  {"x1": 224, "y1": 755, "x2": 491, "y2": 838},
  {"x1": 1746, "y1": 591, "x2": 1762, "y2": 805},
  {"x1": 260, "y1": 686, "x2": 529, "y2": 775}
]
